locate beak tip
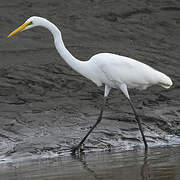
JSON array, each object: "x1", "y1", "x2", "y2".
[{"x1": 8, "y1": 33, "x2": 13, "y2": 38}]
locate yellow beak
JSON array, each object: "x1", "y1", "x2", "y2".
[{"x1": 8, "y1": 22, "x2": 30, "y2": 38}]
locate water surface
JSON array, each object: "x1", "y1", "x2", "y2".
[{"x1": 0, "y1": 146, "x2": 180, "y2": 180}]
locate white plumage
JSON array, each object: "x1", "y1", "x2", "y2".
[{"x1": 89, "y1": 53, "x2": 172, "y2": 90}]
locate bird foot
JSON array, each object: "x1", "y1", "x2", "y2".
[{"x1": 71, "y1": 144, "x2": 84, "y2": 154}]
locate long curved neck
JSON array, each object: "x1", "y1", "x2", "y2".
[{"x1": 41, "y1": 19, "x2": 87, "y2": 76}]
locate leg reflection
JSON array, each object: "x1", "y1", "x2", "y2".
[
  {"x1": 72, "y1": 153, "x2": 100, "y2": 179},
  {"x1": 141, "y1": 151, "x2": 150, "y2": 180}
]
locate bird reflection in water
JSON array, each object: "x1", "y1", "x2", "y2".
[{"x1": 140, "y1": 150, "x2": 176, "y2": 180}]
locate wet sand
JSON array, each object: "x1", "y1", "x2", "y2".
[{"x1": 0, "y1": 0, "x2": 180, "y2": 160}]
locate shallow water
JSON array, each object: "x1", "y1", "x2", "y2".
[{"x1": 0, "y1": 146, "x2": 180, "y2": 180}]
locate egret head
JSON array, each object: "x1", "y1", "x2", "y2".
[{"x1": 8, "y1": 16, "x2": 44, "y2": 38}]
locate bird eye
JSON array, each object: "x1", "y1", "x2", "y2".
[{"x1": 28, "y1": 21, "x2": 33, "y2": 25}]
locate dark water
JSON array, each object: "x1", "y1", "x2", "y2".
[{"x1": 0, "y1": 146, "x2": 180, "y2": 180}]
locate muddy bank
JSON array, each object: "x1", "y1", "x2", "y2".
[{"x1": 0, "y1": 0, "x2": 180, "y2": 160}]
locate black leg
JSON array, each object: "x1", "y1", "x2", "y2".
[
  {"x1": 128, "y1": 98, "x2": 148, "y2": 151},
  {"x1": 72, "y1": 97, "x2": 107, "y2": 153}
]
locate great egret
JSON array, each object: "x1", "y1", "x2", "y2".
[{"x1": 8, "y1": 16, "x2": 172, "y2": 152}]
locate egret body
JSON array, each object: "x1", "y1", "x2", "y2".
[{"x1": 8, "y1": 16, "x2": 173, "y2": 152}]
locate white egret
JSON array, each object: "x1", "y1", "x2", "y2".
[{"x1": 8, "y1": 16, "x2": 172, "y2": 152}]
